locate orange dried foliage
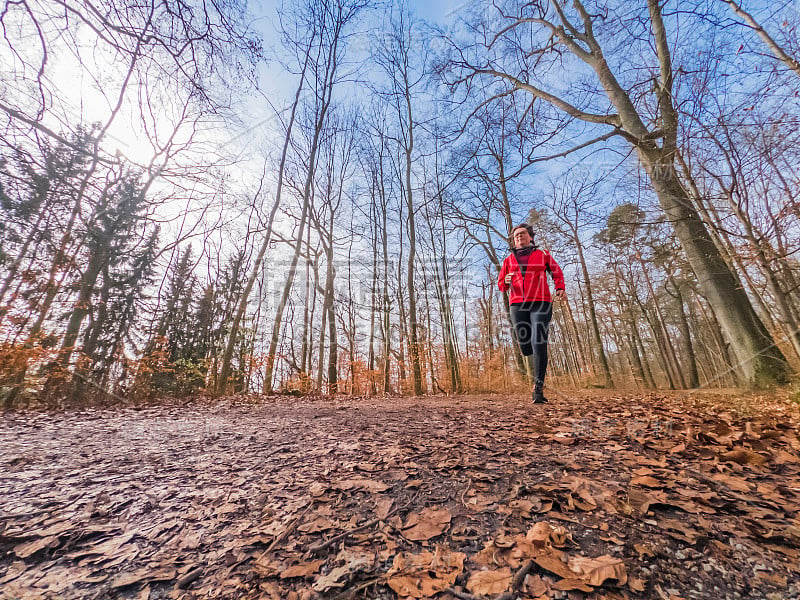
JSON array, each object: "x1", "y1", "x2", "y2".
[{"x1": 0, "y1": 341, "x2": 54, "y2": 386}]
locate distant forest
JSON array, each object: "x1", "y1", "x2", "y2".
[{"x1": 1, "y1": 0, "x2": 799, "y2": 405}]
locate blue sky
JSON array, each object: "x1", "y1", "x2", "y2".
[{"x1": 409, "y1": 0, "x2": 468, "y2": 25}]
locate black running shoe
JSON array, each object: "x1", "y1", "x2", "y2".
[{"x1": 533, "y1": 392, "x2": 548, "y2": 404}]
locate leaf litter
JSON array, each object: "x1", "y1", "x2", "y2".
[{"x1": 0, "y1": 390, "x2": 799, "y2": 599}]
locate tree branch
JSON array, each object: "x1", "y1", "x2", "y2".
[
  {"x1": 720, "y1": 0, "x2": 800, "y2": 78},
  {"x1": 470, "y1": 68, "x2": 621, "y2": 127}
]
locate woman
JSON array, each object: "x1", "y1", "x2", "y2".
[{"x1": 498, "y1": 223, "x2": 566, "y2": 404}]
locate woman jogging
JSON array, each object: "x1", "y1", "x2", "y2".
[{"x1": 498, "y1": 223, "x2": 566, "y2": 404}]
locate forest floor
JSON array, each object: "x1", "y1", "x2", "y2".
[{"x1": 1, "y1": 390, "x2": 799, "y2": 600}]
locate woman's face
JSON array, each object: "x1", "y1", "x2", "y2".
[{"x1": 512, "y1": 227, "x2": 532, "y2": 249}]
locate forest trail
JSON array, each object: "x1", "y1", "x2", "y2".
[{"x1": 1, "y1": 392, "x2": 799, "y2": 600}]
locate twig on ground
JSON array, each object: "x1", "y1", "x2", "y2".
[
  {"x1": 309, "y1": 494, "x2": 417, "y2": 555},
  {"x1": 446, "y1": 558, "x2": 534, "y2": 600},
  {"x1": 460, "y1": 478, "x2": 472, "y2": 508},
  {"x1": 256, "y1": 502, "x2": 313, "y2": 561},
  {"x1": 446, "y1": 587, "x2": 478, "y2": 600},
  {"x1": 176, "y1": 565, "x2": 204, "y2": 590},
  {"x1": 511, "y1": 559, "x2": 534, "y2": 590},
  {"x1": 333, "y1": 575, "x2": 385, "y2": 599}
]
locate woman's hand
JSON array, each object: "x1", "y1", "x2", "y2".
[
  {"x1": 504, "y1": 271, "x2": 515, "y2": 285},
  {"x1": 555, "y1": 289, "x2": 567, "y2": 301}
]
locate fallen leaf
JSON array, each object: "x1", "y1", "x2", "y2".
[
  {"x1": 532, "y1": 549, "x2": 575, "y2": 579},
  {"x1": 526, "y1": 522, "x2": 569, "y2": 547},
  {"x1": 524, "y1": 573, "x2": 549, "y2": 597},
  {"x1": 333, "y1": 477, "x2": 390, "y2": 493},
  {"x1": 630, "y1": 475, "x2": 662, "y2": 488},
  {"x1": 629, "y1": 576, "x2": 647, "y2": 592},
  {"x1": 466, "y1": 568, "x2": 512, "y2": 595},
  {"x1": 568, "y1": 554, "x2": 628, "y2": 586},
  {"x1": 298, "y1": 516, "x2": 338, "y2": 534},
  {"x1": 401, "y1": 507, "x2": 451, "y2": 541},
  {"x1": 111, "y1": 570, "x2": 151, "y2": 589},
  {"x1": 720, "y1": 449, "x2": 767, "y2": 467},
  {"x1": 13, "y1": 535, "x2": 60, "y2": 558},
  {"x1": 280, "y1": 560, "x2": 324, "y2": 579},
  {"x1": 376, "y1": 498, "x2": 394, "y2": 520},
  {"x1": 553, "y1": 578, "x2": 593, "y2": 592},
  {"x1": 309, "y1": 482, "x2": 328, "y2": 497},
  {"x1": 386, "y1": 547, "x2": 465, "y2": 599},
  {"x1": 711, "y1": 473, "x2": 753, "y2": 492},
  {"x1": 774, "y1": 450, "x2": 800, "y2": 465}
]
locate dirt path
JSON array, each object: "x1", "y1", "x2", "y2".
[{"x1": 1, "y1": 392, "x2": 798, "y2": 599}]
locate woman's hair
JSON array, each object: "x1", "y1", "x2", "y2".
[{"x1": 512, "y1": 223, "x2": 535, "y2": 238}]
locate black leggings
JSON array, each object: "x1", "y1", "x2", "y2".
[{"x1": 510, "y1": 301, "x2": 553, "y2": 388}]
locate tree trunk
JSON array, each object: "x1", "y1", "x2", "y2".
[
  {"x1": 216, "y1": 44, "x2": 310, "y2": 393},
  {"x1": 575, "y1": 238, "x2": 613, "y2": 387},
  {"x1": 404, "y1": 120, "x2": 424, "y2": 396},
  {"x1": 641, "y1": 152, "x2": 789, "y2": 385},
  {"x1": 324, "y1": 256, "x2": 338, "y2": 395},
  {"x1": 636, "y1": 250, "x2": 686, "y2": 388},
  {"x1": 669, "y1": 275, "x2": 700, "y2": 388}
]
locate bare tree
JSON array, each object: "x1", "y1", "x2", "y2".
[
  {"x1": 262, "y1": 0, "x2": 370, "y2": 394},
  {"x1": 445, "y1": 0, "x2": 790, "y2": 386},
  {"x1": 546, "y1": 174, "x2": 613, "y2": 387},
  {"x1": 372, "y1": 3, "x2": 429, "y2": 395}
]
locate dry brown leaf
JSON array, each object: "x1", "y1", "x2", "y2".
[
  {"x1": 13, "y1": 535, "x2": 60, "y2": 558},
  {"x1": 506, "y1": 498, "x2": 537, "y2": 518},
  {"x1": 111, "y1": 570, "x2": 151, "y2": 589},
  {"x1": 532, "y1": 548, "x2": 575, "y2": 579},
  {"x1": 401, "y1": 507, "x2": 451, "y2": 541},
  {"x1": 375, "y1": 497, "x2": 394, "y2": 521},
  {"x1": 553, "y1": 578, "x2": 594, "y2": 592},
  {"x1": 333, "y1": 477, "x2": 390, "y2": 493},
  {"x1": 524, "y1": 573, "x2": 549, "y2": 597},
  {"x1": 568, "y1": 554, "x2": 628, "y2": 586},
  {"x1": 623, "y1": 488, "x2": 654, "y2": 517},
  {"x1": 553, "y1": 433, "x2": 575, "y2": 445},
  {"x1": 773, "y1": 450, "x2": 800, "y2": 465},
  {"x1": 629, "y1": 576, "x2": 647, "y2": 592},
  {"x1": 710, "y1": 473, "x2": 753, "y2": 492},
  {"x1": 630, "y1": 475, "x2": 662, "y2": 488},
  {"x1": 298, "y1": 516, "x2": 338, "y2": 534},
  {"x1": 525, "y1": 522, "x2": 569, "y2": 548},
  {"x1": 308, "y1": 482, "x2": 328, "y2": 497},
  {"x1": 658, "y1": 518, "x2": 699, "y2": 544},
  {"x1": 720, "y1": 449, "x2": 767, "y2": 466},
  {"x1": 312, "y1": 550, "x2": 374, "y2": 592},
  {"x1": 466, "y1": 568, "x2": 512, "y2": 595},
  {"x1": 385, "y1": 547, "x2": 465, "y2": 599},
  {"x1": 280, "y1": 560, "x2": 324, "y2": 579}
]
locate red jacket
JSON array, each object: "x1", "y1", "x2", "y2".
[{"x1": 498, "y1": 247, "x2": 565, "y2": 304}]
